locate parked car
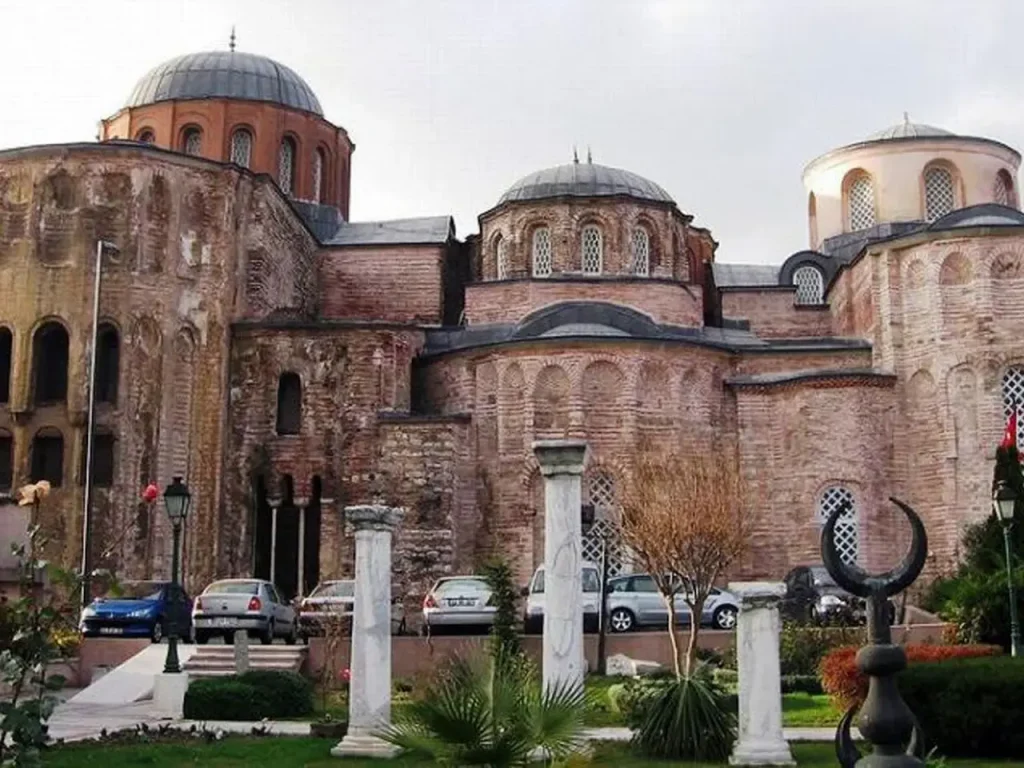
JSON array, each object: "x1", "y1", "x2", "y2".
[
  {"x1": 299, "y1": 579, "x2": 407, "y2": 640},
  {"x1": 523, "y1": 562, "x2": 602, "y2": 634},
  {"x1": 79, "y1": 580, "x2": 191, "y2": 643},
  {"x1": 192, "y1": 578, "x2": 297, "y2": 645},
  {"x1": 604, "y1": 574, "x2": 740, "y2": 633},
  {"x1": 782, "y1": 564, "x2": 896, "y2": 626},
  {"x1": 422, "y1": 575, "x2": 496, "y2": 635}
]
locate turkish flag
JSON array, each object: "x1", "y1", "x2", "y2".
[{"x1": 1001, "y1": 405, "x2": 1018, "y2": 450}]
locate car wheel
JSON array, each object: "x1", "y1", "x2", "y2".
[
  {"x1": 151, "y1": 621, "x2": 164, "y2": 644},
  {"x1": 194, "y1": 630, "x2": 210, "y2": 645},
  {"x1": 608, "y1": 608, "x2": 635, "y2": 633},
  {"x1": 260, "y1": 621, "x2": 274, "y2": 645},
  {"x1": 713, "y1": 606, "x2": 738, "y2": 631}
]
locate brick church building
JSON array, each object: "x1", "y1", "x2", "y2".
[{"x1": 2, "y1": 47, "x2": 1023, "y2": 602}]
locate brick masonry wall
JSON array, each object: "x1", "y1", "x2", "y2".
[{"x1": 721, "y1": 289, "x2": 834, "y2": 338}]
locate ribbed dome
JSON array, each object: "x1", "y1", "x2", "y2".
[
  {"x1": 865, "y1": 118, "x2": 955, "y2": 141},
  {"x1": 498, "y1": 162, "x2": 673, "y2": 205},
  {"x1": 125, "y1": 51, "x2": 323, "y2": 116}
]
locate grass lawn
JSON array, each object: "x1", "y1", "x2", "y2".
[
  {"x1": 40, "y1": 737, "x2": 1024, "y2": 767},
  {"x1": 781, "y1": 692, "x2": 841, "y2": 727}
]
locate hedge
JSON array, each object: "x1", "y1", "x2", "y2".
[
  {"x1": 183, "y1": 670, "x2": 314, "y2": 720},
  {"x1": 901, "y1": 657, "x2": 1024, "y2": 758},
  {"x1": 819, "y1": 643, "x2": 1000, "y2": 710}
]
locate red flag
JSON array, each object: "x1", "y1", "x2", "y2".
[{"x1": 1001, "y1": 405, "x2": 1018, "y2": 450}]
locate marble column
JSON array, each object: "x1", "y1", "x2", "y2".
[
  {"x1": 533, "y1": 439, "x2": 588, "y2": 695},
  {"x1": 332, "y1": 504, "x2": 403, "y2": 759},
  {"x1": 728, "y1": 582, "x2": 794, "y2": 766}
]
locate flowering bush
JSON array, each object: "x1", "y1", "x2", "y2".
[{"x1": 820, "y1": 643, "x2": 1001, "y2": 710}]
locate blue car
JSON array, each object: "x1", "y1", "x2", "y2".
[{"x1": 79, "y1": 581, "x2": 192, "y2": 643}]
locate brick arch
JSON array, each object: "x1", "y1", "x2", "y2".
[
  {"x1": 632, "y1": 213, "x2": 662, "y2": 273},
  {"x1": 533, "y1": 364, "x2": 571, "y2": 438},
  {"x1": 476, "y1": 361, "x2": 499, "y2": 458},
  {"x1": 939, "y1": 252, "x2": 971, "y2": 285},
  {"x1": 501, "y1": 362, "x2": 527, "y2": 455},
  {"x1": 947, "y1": 364, "x2": 980, "y2": 459},
  {"x1": 581, "y1": 360, "x2": 625, "y2": 441},
  {"x1": 990, "y1": 251, "x2": 1024, "y2": 280},
  {"x1": 905, "y1": 258, "x2": 927, "y2": 289},
  {"x1": 637, "y1": 361, "x2": 673, "y2": 449}
]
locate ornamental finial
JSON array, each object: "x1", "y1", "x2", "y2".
[
  {"x1": 573, "y1": 145, "x2": 579, "y2": 164},
  {"x1": 229, "y1": 26, "x2": 236, "y2": 52}
]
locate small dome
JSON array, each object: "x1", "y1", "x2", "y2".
[
  {"x1": 498, "y1": 162, "x2": 673, "y2": 205},
  {"x1": 125, "y1": 51, "x2": 323, "y2": 116},
  {"x1": 865, "y1": 116, "x2": 955, "y2": 141}
]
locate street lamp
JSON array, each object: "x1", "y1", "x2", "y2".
[
  {"x1": 162, "y1": 477, "x2": 192, "y2": 674},
  {"x1": 992, "y1": 480, "x2": 1021, "y2": 658}
]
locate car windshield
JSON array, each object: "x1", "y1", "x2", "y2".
[
  {"x1": 108, "y1": 582, "x2": 163, "y2": 600},
  {"x1": 310, "y1": 582, "x2": 354, "y2": 598},
  {"x1": 204, "y1": 581, "x2": 259, "y2": 595},
  {"x1": 532, "y1": 569, "x2": 601, "y2": 594},
  {"x1": 434, "y1": 578, "x2": 489, "y2": 596}
]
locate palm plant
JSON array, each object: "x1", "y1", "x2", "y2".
[{"x1": 376, "y1": 653, "x2": 587, "y2": 766}]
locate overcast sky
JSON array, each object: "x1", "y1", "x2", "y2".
[{"x1": 1, "y1": 0, "x2": 1022, "y2": 264}]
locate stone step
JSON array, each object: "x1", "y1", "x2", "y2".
[{"x1": 182, "y1": 644, "x2": 307, "y2": 677}]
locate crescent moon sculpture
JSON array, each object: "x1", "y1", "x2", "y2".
[{"x1": 821, "y1": 496, "x2": 929, "y2": 768}]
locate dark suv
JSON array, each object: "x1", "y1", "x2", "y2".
[{"x1": 782, "y1": 565, "x2": 896, "y2": 626}]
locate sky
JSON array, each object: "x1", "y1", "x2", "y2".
[{"x1": 1, "y1": 0, "x2": 1024, "y2": 265}]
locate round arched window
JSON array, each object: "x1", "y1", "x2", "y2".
[
  {"x1": 924, "y1": 165, "x2": 956, "y2": 222},
  {"x1": 532, "y1": 228, "x2": 552, "y2": 278},
  {"x1": 230, "y1": 129, "x2": 253, "y2": 168},
  {"x1": 793, "y1": 265, "x2": 824, "y2": 305},
  {"x1": 278, "y1": 138, "x2": 297, "y2": 195},
  {"x1": 817, "y1": 486, "x2": 859, "y2": 565},
  {"x1": 181, "y1": 127, "x2": 202, "y2": 157},
  {"x1": 581, "y1": 225, "x2": 603, "y2": 275},
  {"x1": 630, "y1": 228, "x2": 650, "y2": 276}
]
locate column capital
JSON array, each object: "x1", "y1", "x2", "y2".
[
  {"x1": 345, "y1": 504, "x2": 403, "y2": 532},
  {"x1": 728, "y1": 581, "x2": 786, "y2": 610},
  {"x1": 532, "y1": 439, "x2": 588, "y2": 477}
]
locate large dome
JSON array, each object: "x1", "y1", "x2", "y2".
[
  {"x1": 498, "y1": 162, "x2": 673, "y2": 205},
  {"x1": 125, "y1": 51, "x2": 323, "y2": 116},
  {"x1": 864, "y1": 117, "x2": 955, "y2": 141}
]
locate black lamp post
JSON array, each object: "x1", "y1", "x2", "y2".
[
  {"x1": 992, "y1": 481, "x2": 1021, "y2": 658},
  {"x1": 162, "y1": 476, "x2": 192, "y2": 674}
]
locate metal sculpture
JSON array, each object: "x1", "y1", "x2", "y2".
[{"x1": 821, "y1": 496, "x2": 929, "y2": 768}]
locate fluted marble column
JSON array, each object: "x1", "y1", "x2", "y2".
[
  {"x1": 332, "y1": 505, "x2": 403, "y2": 759},
  {"x1": 533, "y1": 439, "x2": 588, "y2": 695},
  {"x1": 729, "y1": 582, "x2": 794, "y2": 766}
]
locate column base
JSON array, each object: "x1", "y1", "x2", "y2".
[
  {"x1": 152, "y1": 672, "x2": 189, "y2": 719},
  {"x1": 730, "y1": 739, "x2": 795, "y2": 766},
  {"x1": 331, "y1": 731, "x2": 397, "y2": 759}
]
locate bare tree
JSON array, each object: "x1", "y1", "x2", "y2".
[{"x1": 620, "y1": 450, "x2": 751, "y2": 677}]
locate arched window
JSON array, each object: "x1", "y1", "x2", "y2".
[
  {"x1": 278, "y1": 137, "x2": 297, "y2": 195},
  {"x1": 0, "y1": 429, "x2": 12, "y2": 491},
  {"x1": 80, "y1": 432, "x2": 115, "y2": 487},
  {"x1": 230, "y1": 128, "x2": 253, "y2": 168},
  {"x1": 630, "y1": 228, "x2": 650, "y2": 276},
  {"x1": 181, "y1": 127, "x2": 202, "y2": 157},
  {"x1": 1002, "y1": 368, "x2": 1024, "y2": 446},
  {"x1": 136, "y1": 129, "x2": 155, "y2": 144},
  {"x1": 817, "y1": 486, "x2": 859, "y2": 565},
  {"x1": 994, "y1": 170, "x2": 1017, "y2": 208},
  {"x1": 581, "y1": 224, "x2": 603, "y2": 275},
  {"x1": 31, "y1": 429, "x2": 64, "y2": 487},
  {"x1": 313, "y1": 148, "x2": 326, "y2": 203},
  {"x1": 0, "y1": 327, "x2": 11, "y2": 404},
  {"x1": 924, "y1": 165, "x2": 956, "y2": 222},
  {"x1": 32, "y1": 322, "x2": 69, "y2": 405},
  {"x1": 793, "y1": 265, "x2": 824, "y2": 305},
  {"x1": 846, "y1": 173, "x2": 876, "y2": 231},
  {"x1": 532, "y1": 227, "x2": 552, "y2": 278},
  {"x1": 94, "y1": 323, "x2": 119, "y2": 405},
  {"x1": 276, "y1": 372, "x2": 302, "y2": 435},
  {"x1": 495, "y1": 235, "x2": 510, "y2": 280}
]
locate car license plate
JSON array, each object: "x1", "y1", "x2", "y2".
[
  {"x1": 214, "y1": 618, "x2": 234, "y2": 627},
  {"x1": 447, "y1": 598, "x2": 475, "y2": 607},
  {"x1": 99, "y1": 627, "x2": 123, "y2": 635}
]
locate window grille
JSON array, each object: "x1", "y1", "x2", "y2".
[
  {"x1": 496, "y1": 237, "x2": 510, "y2": 280},
  {"x1": 793, "y1": 265, "x2": 824, "y2": 305},
  {"x1": 532, "y1": 228, "x2": 552, "y2": 277},
  {"x1": 182, "y1": 129, "x2": 202, "y2": 157},
  {"x1": 817, "y1": 487, "x2": 859, "y2": 565},
  {"x1": 230, "y1": 130, "x2": 252, "y2": 168},
  {"x1": 630, "y1": 228, "x2": 650, "y2": 276},
  {"x1": 583, "y1": 472, "x2": 629, "y2": 577},
  {"x1": 581, "y1": 225, "x2": 603, "y2": 275},
  {"x1": 137, "y1": 130, "x2": 155, "y2": 144},
  {"x1": 1002, "y1": 368, "x2": 1024, "y2": 446},
  {"x1": 924, "y1": 166, "x2": 955, "y2": 222},
  {"x1": 847, "y1": 176, "x2": 876, "y2": 231},
  {"x1": 313, "y1": 150, "x2": 324, "y2": 202},
  {"x1": 994, "y1": 172, "x2": 1014, "y2": 207},
  {"x1": 278, "y1": 139, "x2": 296, "y2": 195}
]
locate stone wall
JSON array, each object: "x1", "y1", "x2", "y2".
[{"x1": 721, "y1": 289, "x2": 834, "y2": 338}]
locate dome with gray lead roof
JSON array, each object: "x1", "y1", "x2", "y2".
[
  {"x1": 498, "y1": 162, "x2": 674, "y2": 205},
  {"x1": 125, "y1": 51, "x2": 323, "y2": 116},
  {"x1": 864, "y1": 118, "x2": 955, "y2": 141}
]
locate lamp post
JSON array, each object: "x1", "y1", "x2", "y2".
[
  {"x1": 992, "y1": 480, "x2": 1021, "y2": 658},
  {"x1": 162, "y1": 476, "x2": 192, "y2": 674}
]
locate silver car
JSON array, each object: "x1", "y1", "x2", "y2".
[
  {"x1": 192, "y1": 578, "x2": 298, "y2": 645},
  {"x1": 421, "y1": 575, "x2": 496, "y2": 634},
  {"x1": 299, "y1": 579, "x2": 407, "y2": 640},
  {"x1": 523, "y1": 562, "x2": 603, "y2": 634},
  {"x1": 605, "y1": 573, "x2": 739, "y2": 632}
]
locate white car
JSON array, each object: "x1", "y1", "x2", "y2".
[
  {"x1": 192, "y1": 578, "x2": 297, "y2": 645},
  {"x1": 523, "y1": 562, "x2": 602, "y2": 634}
]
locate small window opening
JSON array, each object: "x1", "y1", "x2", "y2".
[
  {"x1": 0, "y1": 432, "x2": 12, "y2": 490},
  {"x1": 276, "y1": 372, "x2": 302, "y2": 435},
  {"x1": 94, "y1": 324, "x2": 119, "y2": 405},
  {"x1": 31, "y1": 431, "x2": 64, "y2": 487},
  {"x1": 0, "y1": 328, "x2": 11, "y2": 404},
  {"x1": 80, "y1": 432, "x2": 115, "y2": 487},
  {"x1": 32, "y1": 322, "x2": 69, "y2": 405}
]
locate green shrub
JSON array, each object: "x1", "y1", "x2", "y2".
[
  {"x1": 780, "y1": 674, "x2": 823, "y2": 695},
  {"x1": 183, "y1": 670, "x2": 313, "y2": 721},
  {"x1": 900, "y1": 656, "x2": 1024, "y2": 759},
  {"x1": 630, "y1": 676, "x2": 736, "y2": 760},
  {"x1": 608, "y1": 674, "x2": 676, "y2": 729},
  {"x1": 712, "y1": 667, "x2": 738, "y2": 693}
]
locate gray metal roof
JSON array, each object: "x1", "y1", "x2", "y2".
[
  {"x1": 498, "y1": 162, "x2": 674, "y2": 205},
  {"x1": 926, "y1": 203, "x2": 1024, "y2": 230},
  {"x1": 712, "y1": 263, "x2": 780, "y2": 288},
  {"x1": 865, "y1": 120, "x2": 954, "y2": 141},
  {"x1": 324, "y1": 216, "x2": 454, "y2": 247},
  {"x1": 126, "y1": 51, "x2": 323, "y2": 115}
]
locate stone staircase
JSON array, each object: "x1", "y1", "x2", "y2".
[{"x1": 182, "y1": 645, "x2": 307, "y2": 679}]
